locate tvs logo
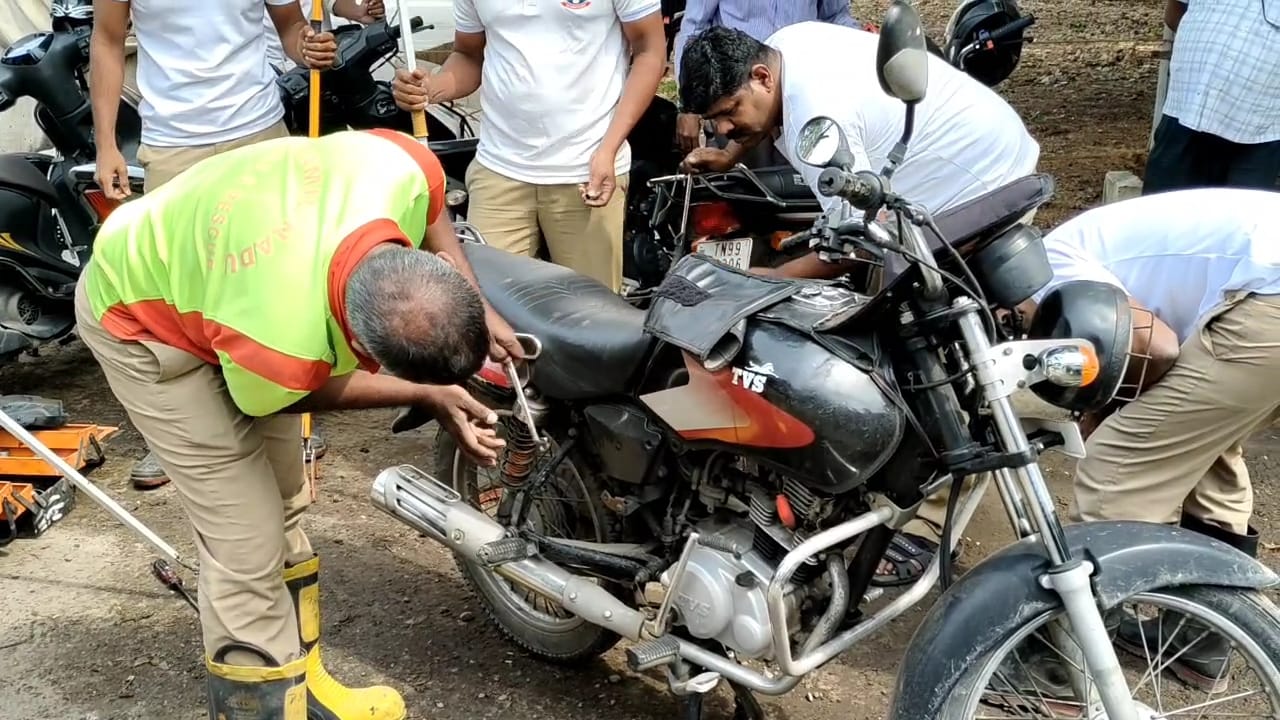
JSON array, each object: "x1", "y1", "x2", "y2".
[
  {"x1": 561, "y1": 0, "x2": 591, "y2": 9},
  {"x1": 731, "y1": 361, "x2": 776, "y2": 394}
]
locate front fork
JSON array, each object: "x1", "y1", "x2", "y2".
[{"x1": 951, "y1": 295, "x2": 1138, "y2": 719}]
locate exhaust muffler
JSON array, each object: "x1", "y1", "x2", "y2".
[{"x1": 369, "y1": 464, "x2": 646, "y2": 640}]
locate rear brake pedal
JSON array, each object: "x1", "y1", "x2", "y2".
[{"x1": 626, "y1": 635, "x2": 681, "y2": 671}]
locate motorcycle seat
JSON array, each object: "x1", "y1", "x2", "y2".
[
  {"x1": 461, "y1": 243, "x2": 651, "y2": 401},
  {"x1": 927, "y1": 173, "x2": 1056, "y2": 252},
  {"x1": 0, "y1": 154, "x2": 59, "y2": 206}
]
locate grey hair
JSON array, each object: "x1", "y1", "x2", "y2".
[{"x1": 345, "y1": 247, "x2": 489, "y2": 385}]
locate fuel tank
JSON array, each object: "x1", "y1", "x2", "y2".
[{"x1": 639, "y1": 299, "x2": 906, "y2": 494}]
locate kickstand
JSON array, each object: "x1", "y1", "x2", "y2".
[{"x1": 680, "y1": 693, "x2": 704, "y2": 720}]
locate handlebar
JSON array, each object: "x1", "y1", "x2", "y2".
[{"x1": 988, "y1": 15, "x2": 1035, "y2": 43}]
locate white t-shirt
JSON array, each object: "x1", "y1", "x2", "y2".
[
  {"x1": 767, "y1": 22, "x2": 1040, "y2": 218},
  {"x1": 456, "y1": 0, "x2": 661, "y2": 184},
  {"x1": 264, "y1": 0, "x2": 354, "y2": 72},
  {"x1": 1033, "y1": 188, "x2": 1280, "y2": 344},
  {"x1": 122, "y1": 0, "x2": 291, "y2": 147}
]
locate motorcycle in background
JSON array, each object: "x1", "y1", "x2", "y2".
[{"x1": 377, "y1": 3, "x2": 1280, "y2": 719}]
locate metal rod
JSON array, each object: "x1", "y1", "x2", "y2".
[{"x1": 0, "y1": 408, "x2": 194, "y2": 571}]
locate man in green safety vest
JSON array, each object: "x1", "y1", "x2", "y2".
[{"x1": 75, "y1": 127, "x2": 522, "y2": 720}]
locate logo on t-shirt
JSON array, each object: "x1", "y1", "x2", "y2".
[{"x1": 561, "y1": 0, "x2": 591, "y2": 9}]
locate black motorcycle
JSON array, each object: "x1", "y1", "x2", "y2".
[
  {"x1": 377, "y1": 4, "x2": 1280, "y2": 719},
  {"x1": 0, "y1": 13, "x2": 467, "y2": 365}
]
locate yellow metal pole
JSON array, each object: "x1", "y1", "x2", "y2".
[{"x1": 302, "y1": 0, "x2": 325, "y2": 494}]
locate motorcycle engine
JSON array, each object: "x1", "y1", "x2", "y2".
[{"x1": 663, "y1": 517, "x2": 801, "y2": 660}]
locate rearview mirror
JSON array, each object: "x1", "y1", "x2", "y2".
[
  {"x1": 796, "y1": 116, "x2": 851, "y2": 168},
  {"x1": 876, "y1": 1, "x2": 930, "y2": 105}
]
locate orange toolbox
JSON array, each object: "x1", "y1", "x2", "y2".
[{"x1": 0, "y1": 423, "x2": 118, "y2": 545}]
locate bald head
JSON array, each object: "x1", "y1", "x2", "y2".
[{"x1": 345, "y1": 246, "x2": 489, "y2": 385}]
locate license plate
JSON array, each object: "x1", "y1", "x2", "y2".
[{"x1": 697, "y1": 238, "x2": 753, "y2": 271}]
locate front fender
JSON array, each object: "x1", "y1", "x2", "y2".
[{"x1": 887, "y1": 520, "x2": 1278, "y2": 720}]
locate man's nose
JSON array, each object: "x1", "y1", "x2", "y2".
[{"x1": 714, "y1": 119, "x2": 735, "y2": 138}]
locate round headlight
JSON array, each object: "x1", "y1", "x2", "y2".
[{"x1": 1027, "y1": 279, "x2": 1132, "y2": 413}]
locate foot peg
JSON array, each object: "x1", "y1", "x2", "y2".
[
  {"x1": 475, "y1": 537, "x2": 532, "y2": 568},
  {"x1": 626, "y1": 635, "x2": 681, "y2": 671}
]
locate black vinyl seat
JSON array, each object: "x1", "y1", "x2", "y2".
[
  {"x1": 0, "y1": 154, "x2": 59, "y2": 206},
  {"x1": 461, "y1": 243, "x2": 651, "y2": 400}
]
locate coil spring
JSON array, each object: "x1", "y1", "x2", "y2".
[{"x1": 499, "y1": 418, "x2": 538, "y2": 488}]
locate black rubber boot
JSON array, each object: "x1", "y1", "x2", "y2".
[
  {"x1": 1114, "y1": 515, "x2": 1260, "y2": 693},
  {"x1": 130, "y1": 449, "x2": 170, "y2": 490},
  {"x1": 205, "y1": 643, "x2": 308, "y2": 720}
]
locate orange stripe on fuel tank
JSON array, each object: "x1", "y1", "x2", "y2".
[{"x1": 652, "y1": 354, "x2": 814, "y2": 449}]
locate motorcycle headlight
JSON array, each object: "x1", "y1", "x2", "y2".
[{"x1": 1027, "y1": 279, "x2": 1132, "y2": 413}]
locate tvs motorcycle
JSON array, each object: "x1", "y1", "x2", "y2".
[
  {"x1": 0, "y1": 10, "x2": 466, "y2": 365},
  {"x1": 375, "y1": 3, "x2": 1280, "y2": 718}
]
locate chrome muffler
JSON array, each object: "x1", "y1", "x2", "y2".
[{"x1": 369, "y1": 464, "x2": 645, "y2": 640}]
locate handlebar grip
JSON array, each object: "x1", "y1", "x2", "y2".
[
  {"x1": 778, "y1": 231, "x2": 811, "y2": 252},
  {"x1": 988, "y1": 15, "x2": 1035, "y2": 42}
]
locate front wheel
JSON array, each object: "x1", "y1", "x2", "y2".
[
  {"x1": 944, "y1": 585, "x2": 1280, "y2": 718},
  {"x1": 434, "y1": 426, "x2": 623, "y2": 665}
]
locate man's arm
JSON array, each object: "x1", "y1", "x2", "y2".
[
  {"x1": 1165, "y1": 0, "x2": 1188, "y2": 31},
  {"x1": 286, "y1": 369, "x2": 433, "y2": 413},
  {"x1": 673, "y1": 0, "x2": 717, "y2": 87},
  {"x1": 267, "y1": 0, "x2": 334, "y2": 68},
  {"x1": 818, "y1": 0, "x2": 861, "y2": 28},
  {"x1": 89, "y1": 0, "x2": 130, "y2": 156},
  {"x1": 597, "y1": 7, "x2": 668, "y2": 162},
  {"x1": 436, "y1": 30, "x2": 487, "y2": 101}
]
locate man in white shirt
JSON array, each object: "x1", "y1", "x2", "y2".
[
  {"x1": 90, "y1": 0, "x2": 338, "y2": 493},
  {"x1": 1006, "y1": 187, "x2": 1280, "y2": 699},
  {"x1": 388, "y1": 0, "x2": 667, "y2": 293},
  {"x1": 679, "y1": 23, "x2": 1041, "y2": 584},
  {"x1": 1143, "y1": 0, "x2": 1280, "y2": 194},
  {"x1": 678, "y1": 23, "x2": 1039, "y2": 220}
]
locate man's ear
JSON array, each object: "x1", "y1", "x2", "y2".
[
  {"x1": 435, "y1": 250, "x2": 459, "y2": 269},
  {"x1": 751, "y1": 63, "x2": 775, "y2": 91}
]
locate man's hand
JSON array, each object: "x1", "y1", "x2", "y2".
[
  {"x1": 352, "y1": 0, "x2": 385, "y2": 23},
  {"x1": 391, "y1": 67, "x2": 457, "y2": 111},
  {"x1": 422, "y1": 384, "x2": 505, "y2": 466},
  {"x1": 676, "y1": 112, "x2": 704, "y2": 155},
  {"x1": 579, "y1": 148, "x2": 617, "y2": 207},
  {"x1": 299, "y1": 27, "x2": 338, "y2": 70},
  {"x1": 485, "y1": 307, "x2": 524, "y2": 363},
  {"x1": 680, "y1": 147, "x2": 735, "y2": 174},
  {"x1": 95, "y1": 147, "x2": 131, "y2": 200}
]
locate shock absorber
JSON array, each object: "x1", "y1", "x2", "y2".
[{"x1": 498, "y1": 396, "x2": 548, "y2": 488}]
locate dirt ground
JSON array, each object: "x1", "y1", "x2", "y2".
[{"x1": 2, "y1": 2, "x2": 1277, "y2": 719}]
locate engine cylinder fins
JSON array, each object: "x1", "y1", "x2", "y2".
[
  {"x1": 748, "y1": 488, "x2": 778, "y2": 527},
  {"x1": 780, "y1": 476, "x2": 821, "y2": 521}
]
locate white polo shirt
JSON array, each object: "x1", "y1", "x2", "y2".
[
  {"x1": 121, "y1": 0, "x2": 290, "y2": 147},
  {"x1": 767, "y1": 22, "x2": 1040, "y2": 218},
  {"x1": 456, "y1": 0, "x2": 661, "y2": 184},
  {"x1": 1033, "y1": 188, "x2": 1280, "y2": 344}
]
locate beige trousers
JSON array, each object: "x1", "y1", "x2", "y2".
[
  {"x1": 1073, "y1": 293, "x2": 1280, "y2": 534},
  {"x1": 137, "y1": 120, "x2": 290, "y2": 192},
  {"x1": 464, "y1": 160, "x2": 629, "y2": 293},
  {"x1": 75, "y1": 279, "x2": 312, "y2": 665}
]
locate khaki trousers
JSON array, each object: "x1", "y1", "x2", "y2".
[
  {"x1": 464, "y1": 160, "x2": 629, "y2": 293},
  {"x1": 137, "y1": 120, "x2": 290, "y2": 192},
  {"x1": 1073, "y1": 293, "x2": 1280, "y2": 534},
  {"x1": 74, "y1": 278, "x2": 312, "y2": 665}
]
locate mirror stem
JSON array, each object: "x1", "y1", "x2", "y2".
[{"x1": 883, "y1": 104, "x2": 916, "y2": 179}]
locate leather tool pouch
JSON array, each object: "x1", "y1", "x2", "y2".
[{"x1": 643, "y1": 254, "x2": 801, "y2": 371}]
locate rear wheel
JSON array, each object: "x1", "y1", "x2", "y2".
[{"x1": 435, "y1": 426, "x2": 623, "y2": 665}]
